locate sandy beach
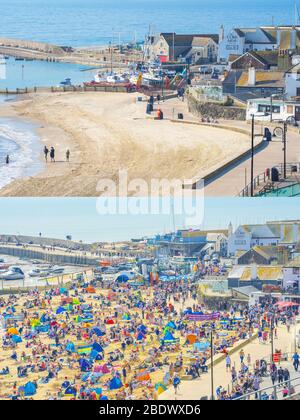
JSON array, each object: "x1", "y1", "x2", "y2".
[{"x1": 0, "y1": 92, "x2": 252, "y2": 197}]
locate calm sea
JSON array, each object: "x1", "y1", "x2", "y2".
[{"x1": 0, "y1": 0, "x2": 298, "y2": 47}]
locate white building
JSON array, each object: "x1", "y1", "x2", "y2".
[
  {"x1": 219, "y1": 25, "x2": 300, "y2": 62},
  {"x1": 283, "y1": 258, "x2": 300, "y2": 291},
  {"x1": 219, "y1": 27, "x2": 278, "y2": 62},
  {"x1": 246, "y1": 97, "x2": 300, "y2": 122},
  {"x1": 285, "y1": 61, "x2": 300, "y2": 98},
  {"x1": 228, "y1": 221, "x2": 300, "y2": 256}
]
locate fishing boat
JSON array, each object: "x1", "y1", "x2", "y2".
[
  {"x1": 49, "y1": 266, "x2": 65, "y2": 275},
  {"x1": 28, "y1": 268, "x2": 50, "y2": 278},
  {"x1": 142, "y1": 71, "x2": 163, "y2": 86},
  {"x1": 94, "y1": 72, "x2": 129, "y2": 84},
  {"x1": 0, "y1": 266, "x2": 25, "y2": 281}
]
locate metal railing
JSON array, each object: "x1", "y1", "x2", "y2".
[
  {"x1": 233, "y1": 376, "x2": 300, "y2": 400},
  {"x1": 239, "y1": 162, "x2": 300, "y2": 197}
]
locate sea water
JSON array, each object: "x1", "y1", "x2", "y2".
[
  {"x1": 0, "y1": 58, "x2": 95, "y2": 90},
  {"x1": 0, "y1": 0, "x2": 297, "y2": 47},
  {"x1": 0, "y1": 117, "x2": 44, "y2": 189}
]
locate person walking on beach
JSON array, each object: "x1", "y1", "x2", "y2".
[
  {"x1": 66, "y1": 149, "x2": 70, "y2": 162},
  {"x1": 50, "y1": 147, "x2": 55, "y2": 163},
  {"x1": 5, "y1": 155, "x2": 9, "y2": 165},
  {"x1": 44, "y1": 146, "x2": 49, "y2": 162}
]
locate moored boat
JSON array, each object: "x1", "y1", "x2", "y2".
[{"x1": 0, "y1": 266, "x2": 25, "y2": 281}]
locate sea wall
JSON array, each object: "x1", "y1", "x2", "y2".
[
  {"x1": 0, "y1": 38, "x2": 65, "y2": 55},
  {"x1": 0, "y1": 245, "x2": 99, "y2": 266},
  {"x1": 187, "y1": 93, "x2": 246, "y2": 121}
]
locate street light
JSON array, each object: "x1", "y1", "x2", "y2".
[
  {"x1": 270, "y1": 314, "x2": 275, "y2": 363},
  {"x1": 272, "y1": 116, "x2": 296, "y2": 179},
  {"x1": 250, "y1": 112, "x2": 270, "y2": 196},
  {"x1": 210, "y1": 328, "x2": 215, "y2": 400},
  {"x1": 251, "y1": 114, "x2": 255, "y2": 197}
]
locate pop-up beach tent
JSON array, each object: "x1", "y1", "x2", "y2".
[
  {"x1": 161, "y1": 330, "x2": 180, "y2": 344},
  {"x1": 109, "y1": 377, "x2": 123, "y2": 390},
  {"x1": 12, "y1": 334, "x2": 22, "y2": 344},
  {"x1": 136, "y1": 331, "x2": 146, "y2": 341},
  {"x1": 7, "y1": 327, "x2": 19, "y2": 335},
  {"x1": 24, "y1": 382, "x2": 37, "y2": 396},
  {"x1": 79, "y1": 358, "x2": 92, "y2": 372},
  {"x1": 66, "y1": 342, "x2": 75, "y2": 353},
  {"x1": 165, "y1": 321, "x2": 176, "y2": 330},
  {"x1": 186, "y1": 334, "x2": 197, "y2": 345},
  {"x1": 77, "y1": 345, "x2": 93, "y2": 355},
  {"x1": 90, "y1": 350, "x2": 102, "y2": 361},
  {"x1": 91, "y1": 327, "x2": 105, "y2": 337},
  {"x1": 155, "y1": 382, "x2": 167, "y2": 395},
  {"x1": 65, "y1": 386, "x2": 77, "y2": 397},
  {"x1": 114, "y1": 271, "x2": 134, "y2": 283},
  {"x1": 92, "y1": 342, "x2": 104, "y2": 353},
  {"x1": 56, "y1": 307, "x2": 66, "y2": 315}
]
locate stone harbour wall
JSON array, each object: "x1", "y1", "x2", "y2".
[
  {"x1": 187, "y1": 93, "x2": 246, "y2": 121},
  {"x1": 0, "y1": 38, "x2": 65, "y2": 55}
]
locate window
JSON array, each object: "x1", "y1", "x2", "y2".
[{"x1": 258, "y1": 105, "x2": 281, "y2": 113}]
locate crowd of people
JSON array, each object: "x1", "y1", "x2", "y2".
[{"x1": 0, "y1": 277, "x2": 299, "y2": 400}]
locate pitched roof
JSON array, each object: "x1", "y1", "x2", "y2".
[
  {"x1": 240, "y1": 224, "x2": 280, "y2": 238},
  {"x1": 161, "y1": 33, "x2": 219, "y2": 46},
  {"x1": 240, "y1": 266, "x2": 283, "y2": 281},
  {"x1": 286, "y1": 62, "x2": 300, "y2": 74},
  {"x1": 236, "y1": 71, "x2": 285, "y2": 88},
  {"x1": 229, "y1": 51, "x2": 278, "y2": 67}
]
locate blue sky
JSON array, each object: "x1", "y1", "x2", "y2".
[{"x1": 0, "y1": 198, "x2": 299, "y2": 243}]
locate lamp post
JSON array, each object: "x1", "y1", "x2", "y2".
[
  {"x1": 251, "y1": 114, "x2": 255, "y2": 197},
  {"x1": 273, "y1": 116, "x2": 295, "y2": 179},
  {"x1": 270, "y1": 314, "x2": 275, "y2": 363},
  {"x1": 210, "y1": 329, "x2": 215, "y2": 400},
  {"x1": 283, "y1": 121, "x2": 287, "y2": 179}
]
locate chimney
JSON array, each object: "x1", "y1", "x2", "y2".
[
  {"x1": 251, "y1": 264, "x2": 257, "y2": 280},
  {"x1": 248, "y1": 67, "x2": 256, "y2": 86}
]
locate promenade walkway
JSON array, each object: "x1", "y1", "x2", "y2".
[
  {"x1": 157, "y1": 98, "x2": 300, "y2": 197},
  {"x1": 159, "y1": 322, "x2": 296, "y2": 400}
]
